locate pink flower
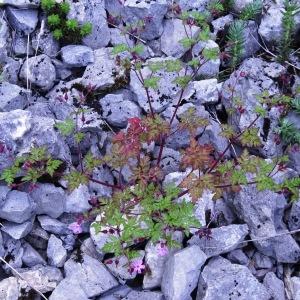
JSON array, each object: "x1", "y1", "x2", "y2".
[
  {"x1": 156, "y1": 242, "x2": 169, "y2": 257},
  {"x1": 68, "y1": 222, "x2": 82, "y2": 234},
  {"x1": 129, "y1": 259, "x2": 145, "y2": 274}
]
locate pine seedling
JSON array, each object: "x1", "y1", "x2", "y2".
[
  {"x1": 227, "y1": 20, "x2": 245, "y2": 68},
  {"x1": 279, "y1": 0, "x2": 300, "y2": 61},
  {"x1": 240, "y1": 0, "x2": 262, "y2": 20}
]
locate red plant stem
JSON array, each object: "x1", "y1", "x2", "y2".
[
  {"x1": 88, "y1": 176, "x2": 123, "y2": 190},
  {"x1": 206, "y1": 115, "x2": 260, "y2": 173}
]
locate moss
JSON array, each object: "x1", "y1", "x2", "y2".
[{"x1": 41, "y1": 0, "x2": 92, "y2": 45}]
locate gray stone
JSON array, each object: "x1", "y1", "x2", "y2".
[
  {"x1": 0, "y1": 82, "x2": 31, "y2": 112},
  {"x1": 197, "y1": 257, "x2": 270, "y2": 300},
  {"x1": 105, "y1": 0, "x2": 168, "y2": 41},
  {"x1": 2, "y1": 236, "x2": 24, "y2": 270},
  {"x1": 0, "y1": 277, "x2": 21, "y2": 300},
  {"x1": 0, "y1": 18, "x2": 11, "y2": 60},
  {"x1": 38, "y1": 215, "x2": 70, "y2": 235},
  {"x1": 1, "y1": 219, "x2": 34, "y2": 239},
  {"x1": 98, "y1": 285, "x2": 132, "y2": 300},
  {"x1": 65, "y1": 184, "x2": 91, "y2": 213},
  {"x1": 253, "y1": 252, "x2": 274, "y2": 269},
  {"x1": 123, "y1": 291, "x2": 164, "y2": 300},
  {"x1": 6, "y1": 7, "x2": 38, "y2": 35},
  {"x1": 80, "y1": 237, "x2": 104, "y2": 261},
  {"x1": 61, "y1": 45, "x2": 94, "y2": 67},
  {"x1": 242, "y1": 21, "x2": 260, "y2": 60},
  {"x1": 0, "y1": 110, "x2": 71, "y2": 171},
  {"x1": 263, "y1": 272, "x2": 285, "y2": 300},
  {"x1": 2, "y1": 58, "x2": 22, "y2": 85},
  {"x1": 173, "y1": 0, "x2": 209, "y2": 12},
  {"x1": 130, "y1": 57, "x2": 186, "y2": 113},
  {"x1": 0, "y1": 190, "x2": 36, "y2": 223},
  {"x1": 49, "y1": 276, "x2": 89, "y2": 300},
  {"x1": 22, "y1": 242, "x2": 46, "y2": 267},
  {"x1": 233, "y1": 185, "x2": 300, "y2": 263},
  {"x1": 89, "y1": 166, "x2": 114, "y2": 198},
  {"x1": 47, "y1": 235, "x2": 67, "y2": 268},
  {"x1": 289, "y1": 200, "x2": 300, "y2": 230},
  {"x1": 212, "y1": 14, "x2": 234, "y2": 38},
  {"x1": 193, "y1": 40, "x2": 220, "y2": 78},
  {"x1": 30, "y1": 183, "x2": 65, "y2": 218},
  {"x1": 106, "y1": 251, "x2": 145, "y2": 281},
  {"x1": 291, "y1": 277, "x2": 300, "y2": 300},
  {"x1": 214, "y1": 198, "x2": 237, "y2": 226},
  {"x1": 0, "y1": 186, "x2": 10, "y2": 205},
  {"x1": 52, "y1": 59, "x2": 73, "y2": 80},
  {"x1": 1, "y1": 0, "x2": 40, "y2": 8},
  {"x1": 50, "y1": 254, "x2": 118, "y2": 299},
  {"x1": 227, "y1": 249, "x2": 249, "y2": 265},
  {"x1": 32, "y1": 28, "x2": 60, "y2": 58},
  {"x1": 188, "y1": 224, "x2": 249, "y2": 258},
  {"x1": 193, "y1": 79, "x2": 219, "y2": 104},
  {"x1": 100, "y1": 93, "x2": 141, "y2": 128},
  {"x1": 232, "y1": 0, "x2": 257, "y2": 13},
  {"x1": 68, "y1": 0, "x2": 110, "y2": 49},
  {"x1": 161, "y1": 18, "x2": 200, "y2": 58},
  {"x1": 143, "y1": 236, "x2": 182, "y2": 289},
  {"x1": 258, "y1": 3, "x2": 283, "y2": 44},
  {"x1": 82, "y1": 48, "x2": 126, "y2": 90},
  {"x1": 20, "y1": 55, "x2": 56, "y2": 91},
  {"x1": 153, "y1": 147, "x2": 181, "y2": 175},
  {"x1": 12, "y1": 32, "x2": 34, "y2": 56},
  {"x1": 161, "y1": 245, "x2": 207, "y2": 300},
  {"x1": 18, "y1": 265, "x2": 63, "y2": 293},
  {"x1": 25, "y1": 224, "x2": 49, "y2": 250}
]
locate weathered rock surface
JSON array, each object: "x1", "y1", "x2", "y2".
[
  {"x1": 197, "y1": 256, "x2": 271, "y2": 300},
  {"x1": 161, "y1": 245, "x2": 207, "y2": 300}
]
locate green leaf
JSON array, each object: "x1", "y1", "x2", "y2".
[
  {"x1": 47, "y1": 14, "x2": 61, "y2": 27},
  {"x1": 46, "y1": 159, "x2": 62, "y2": 177},
  {"x1": 84, "y1": 152, "x2": 102, "y2": 173},
  {"x1": 55, "y1": 119, "x2": 75, "y2": 136},
  {"x1": 80, "y1": 22, "x2": 92, "y2": 36},
  {"x1": 131, "y1": 44, "x2": 144, "y2": 55},
  {"x1": 53, "y1": 29, "x2": 63, "y2": 40},
  {"x1": 240, "y1": 0, "x2": 262, "y2": 20},
  {"x1": 144, "y1": 77, "x2": 160, "y2": 90},
  {"x1": 240, "y1": 127, "x2": 261, "y2": 147},
  {"x1": 112, "y1": 44, "x2": 129, "y2": 55},
  {"x1": 180, "y1": 37, "x2": 196, "y2": 49},
  {"x1": 66, "y1": 19, "x2": 79, "y2": 31},
  {"x1": 148, "y1": 61, "x2": 165, "y2": 72},
  {"x1": 165, "y1": 60, "x2": 182, "y2": 73},
  {"x1": 173, "y1": 76, "x2": 192, "y2": 88},
  {"x1": 75, "y1": 132, "x2": 85, "y2": 143},
  {"x1": 254, "y1": 105, "x2": 267, "y2": 117},
  {"x1": 198, "y1": 26, "x2": 211, "y2": 41},
  {"x1": 64, "y1": 171, "x2": 89, "y2": 191},
  {"x1": 202, "y1": 47, "x2": 219, "y2": 60},
  {"x1": 41, "y1": 0, "x2": 56, "y2": 11},
  {"x1": 60, "y1": 2, "x2": 70, "y2": 14}
]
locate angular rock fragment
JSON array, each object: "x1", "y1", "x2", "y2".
[{"x1": 161, "y1": 245, "x2": 207, "y2": 300}]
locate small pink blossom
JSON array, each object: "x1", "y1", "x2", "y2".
[
  {"x1": 129, "y1": 259, "x2": 145, "y2": 274},
  {"x1": 68, "y1": 222, "x2": 82, "y2": 234},
  {"x1": 156, "y1": 242, "x2": 169, "y2": 257}
]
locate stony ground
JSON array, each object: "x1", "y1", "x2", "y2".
[{"x1": 0, "y1": 0, "x2": 300, "y2": 299}]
